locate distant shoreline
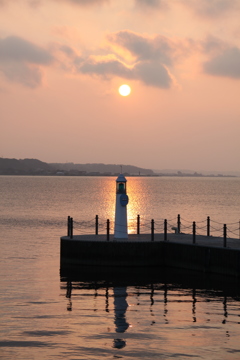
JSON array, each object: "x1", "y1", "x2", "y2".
[
  {"x1": 0, "y1": 173, "x2": 237, "y2": 178},
  {"x1": 0, "y1": 158, "x2": 238, "y2": 177}
]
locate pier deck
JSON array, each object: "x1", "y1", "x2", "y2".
[
  {"x1": 60, "y1": 233, "x2": 240, "y2": 277},
  {"x1": 61, "y1": 233, "x2": 240, "y2": 250}
]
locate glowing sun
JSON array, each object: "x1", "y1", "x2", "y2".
[{"x1": 118, "y1": 84, "x2": 131, "y2": 96}]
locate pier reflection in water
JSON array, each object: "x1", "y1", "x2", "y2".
[{"x1": 60, "y1": 267, "x2": 239, "y2": 357}]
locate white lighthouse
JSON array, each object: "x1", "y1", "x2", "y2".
[{"x1": 114, "y1": 174, "x2": 129, "y2": 239}]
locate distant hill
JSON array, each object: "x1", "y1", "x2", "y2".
[
  {"x1": 0, "y1": 158, "x2": 154, "y2": 176},
  {"x1": 0, "y1": 158, "x2": 52, "y2": 175},
  {"x1": 50, "y1": 162, "x2": 154, "y2": 175}
]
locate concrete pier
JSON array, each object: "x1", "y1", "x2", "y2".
[{"x1": 60, "y1": 233, "x2": 240, "y2": 277}]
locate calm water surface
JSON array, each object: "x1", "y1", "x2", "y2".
[{"x1": 0, "y1": 176, "x2": 240, "y2": 359}]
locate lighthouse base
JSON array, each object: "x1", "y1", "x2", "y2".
[{"x1": 114, "y1": 235, "x2": 128, "y2": 240}]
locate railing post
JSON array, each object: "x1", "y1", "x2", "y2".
[
  {"x1": 137, "y1": 214, "x2": 140, "y2": 235},
  {"x1": 193, "y1": 221, "x2": 196, "y2": 244},
  {"x1": 223, "y1": 224, "x2": 227, "y2": 248},
  {"x1": 151, "y1": 219, "x2": 154, "y2": 241},
  {"x1": 107, "y1": 219, "x2": 110, "y2": 241},
  {"x1": 95, "y1": 215, "x2": 99, "y2": 235},
  {"x1": 164, "y1": 219, "x2": 167, "y2": 241},
  {"x1": 177, "y1": 214, "x2": 181, "y2": 234},
  {"x1": 207, "y1": 216, "x2": 210, "y2": 237},
  {"x1": 67, "y1": 216, "x2": 71, "y2": 236},
  {"x1": 70, "y1": 217, "x2": 73, "y2": 239}
]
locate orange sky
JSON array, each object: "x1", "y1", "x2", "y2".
[{"x1": 0, "y1": 0, "x2": 240, "y2": 172}]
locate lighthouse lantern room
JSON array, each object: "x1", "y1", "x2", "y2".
[{"x1": 114, "y1": 174, "x2": 129, "y2": 239}]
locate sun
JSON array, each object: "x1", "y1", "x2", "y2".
[{"x1": 118, "y1": 84, "x2": 131, "y2": 97}]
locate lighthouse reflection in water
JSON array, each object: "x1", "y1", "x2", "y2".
[
  {"x1": 65, "y1": 281, "x2": 129, "y2": 349},
  {"x1": 113, "y1": 286, "x2": 129, "y2": 348}
]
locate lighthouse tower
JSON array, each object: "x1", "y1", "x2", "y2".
[{"x1": 114, "y1": 174, "x2": 129, "y2": 239}]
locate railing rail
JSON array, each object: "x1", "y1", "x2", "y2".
[{"x1": 66, "y1": 214, "x2": 240, "y2": 246}]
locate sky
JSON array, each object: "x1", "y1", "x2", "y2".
[{"x1": 0, "y1": 0, "x2": 240, "y2": 172}]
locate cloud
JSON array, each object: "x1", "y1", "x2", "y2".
[
  {"x1": 75, "y1": 55, "x2": 172, "y2": 88},
  {"x1": 28, "y1": 0, "x2": 42, "y2": 8},
  {"x1": 204, "y1": 47, "x2": 240, "y2": 78},
  {"x1": 0, "y1": 0, "x2": 14, "y2": 5},
  {"x1": 60, "y1": 0, "x2": 167, "y2": 9},
  {"x1": 71, "y1": 32, "x2": 175, "y2": 88},
  {"x1": 0, "y1": 36, "x2": 53, "y2": 87},
  {"x1": 56, "y1": 0, "x2": 109, "y2": 5},
  {"x1": 181, "y1": 0, "x2": 238, "y2": 17},
  {"x1": 201, "y1": 37, "x2": 240, "y2": 79},
  {"x1": 54, "y1": 0, "x2": 238, "y2": 15},
  {"x1": 134, "y1": 61, "x2": 172, "y2": 87},
  {"x1": 65, "y1": 30, "x2": 196, "y2": 88},
  {"x1": 201, "y1": 36, "x2": 225, "y2": 54},
  {"x1": 107, "y1": 31, "x2": 175, "y2": 65},
  {"x1": 135, "y1": 0, "x2": 167, "y2": 9},
  {"x1": 78, "y1": 55, "x2": 132, "y2": 78},
  {"x1": 1, "y1": 0, "x2": 237, "y2": 15},
  {"x1": 5, "y1": 31, "x2": 239, "y2": 90},
  {"x1": 0, "y1": 36, "x2": 52, "y2": 64},
  {"x1": 1, "y1": 62, "x2": 43, "y2": 88},
  {"x1": 59, "y1": 44, "x2": 77, "y2": 58},
  {"x1": 0, "y1": 0, "x2": 109, "y2": 7}
]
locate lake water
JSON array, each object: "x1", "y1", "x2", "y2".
[{"x1": 0, "y1": 176, "x2": 240, "y2": 359}]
